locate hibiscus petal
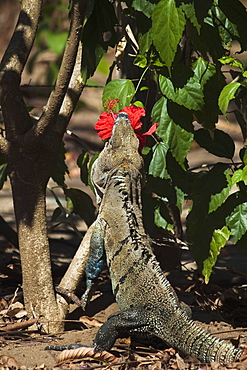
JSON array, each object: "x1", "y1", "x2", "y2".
[
  {"x1": 95, "y1": 112, "x2": 115, "y2": 140},
  {"x1": 142, "y1": 123, "x2": 158, "y2": 136},
  {"x1": 121, "y1": 105, "x2": 145, "y2": 129}
]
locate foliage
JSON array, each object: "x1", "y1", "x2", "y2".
[
  {"x1": 89, "y1": 0, "x2": 247, "y2": 281},
  {"x1": 28, "y1": 0, "x2": 69, "y2": 84},
  {"x1": 2, "y1": 0, "x2": 247, "y2": 285}
]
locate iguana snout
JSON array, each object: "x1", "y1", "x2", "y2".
[{"x1": 109, "y1": 112, "x2": 139, "y2": 150}]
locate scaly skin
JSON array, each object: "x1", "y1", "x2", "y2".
[{"x1": 56, "y1": 113, "x2": 243, "y2": 363}]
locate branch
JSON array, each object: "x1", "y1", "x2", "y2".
[
  {"x1": 54, "y1": 41, "x2": 85, "y2": 136},
  {"x1": 23, "y1": 0, "x2": 88, "y2": 147},
  {"x1": 0, "y1": 0, "x2": 43, "y2": 75},
  {"x1": 0, "y1": 0, "x2": 43, "y2": 139},
  {"x1": 57, "y1": 221, "x2": 95, "y2": 295}
]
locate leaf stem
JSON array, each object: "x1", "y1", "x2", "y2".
[{"x1": 133, "y1": 64, "x2": 150, "y2": 99}]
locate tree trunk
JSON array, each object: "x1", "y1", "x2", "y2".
[{"x1": 8, "y1": 144, "x2": 65, "y2": 333}]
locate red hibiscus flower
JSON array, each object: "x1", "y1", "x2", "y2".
[{"x1": 95, "y1": 103, "x2": 158, "y2": 150}]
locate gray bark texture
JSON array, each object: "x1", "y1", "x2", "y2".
[{"x1": 0, "y1": 0, "x2": 90, "y2": 333}]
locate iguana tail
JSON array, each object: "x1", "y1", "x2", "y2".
[{"x1": 162, "y1": 310, "x2": 242, "y2": 363}]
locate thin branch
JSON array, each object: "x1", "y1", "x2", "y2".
[
  {"x1": 23, "y1": 0, "x2": 88, "y2": 148},
  {"x1": 0, "y1": 0, "x2": 43, "y2": 139},
  {"x1": 0, "y1": 0, "x2": 43, "y2": 75},
  {"x1": 53, "y1": 41, "x2": 85, "y2": 136},
  {"x1": 57, "y1": 221, "x2": 96, "y2": 294}
]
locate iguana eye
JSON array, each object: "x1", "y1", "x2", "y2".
[{"x1": 116, "y1": 112, "x2": 129, "y2": 120}]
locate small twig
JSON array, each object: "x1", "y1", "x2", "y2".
[
  {"x1": 20, "y1": 84, "x2": 105, "y2": 88},
  {"x1": 0, "y1": 318, "x2": 39, "y2": 332},
  {"x1": 133, "y1": 64, "x2": 151, "y2": 98},
  {"x1": 6, "y1": 287, "x2": 20, "y2": 314},
  {"x1": 226, "y1": 266, "x2": 247, "y2": 278},
  {"x1": 66, "y1": 129, "x2": 96, "y2": 154},
  {"x1": 213, "y1": 328, "x2": 247, "y2": 335},
  {"x1": 189, "y1": 162, "x2": 242, "y2": 172},
  {"x1": 55, "y1": 286, "x2": 84, "y2": 307}
]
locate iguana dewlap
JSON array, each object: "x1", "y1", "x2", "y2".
[{"x1": 83, "y1": 112, "x2": 242, "y2": 363}]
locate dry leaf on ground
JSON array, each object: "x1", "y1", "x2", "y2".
[{"x1": 57, "y1": 346, "x2": 118, "y2": 364}]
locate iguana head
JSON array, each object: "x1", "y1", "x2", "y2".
[
  {"x1": 91, "y1": 112, "x2": 144, "y2": 203},
  {"x1": 109, "y1": 112, "x2": 139, "y2": 151}
]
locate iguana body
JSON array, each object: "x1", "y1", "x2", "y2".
[{"x1": 65, "y1": 113, "x2": 243, "y2": 362}]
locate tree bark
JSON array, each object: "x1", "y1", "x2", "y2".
[
  {"x1": 0, "y1": 0, "x2": 88, "y2": 333},
  {"x1": 8, "y1": 147, "x2": 64, "y2": 333}
]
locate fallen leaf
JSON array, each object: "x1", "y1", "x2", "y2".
[
  {"x1": 0, "y1": 355, "x2": 20, "y2": 369},
  {"x1": 79, "y1": 315, "x2": 103, "y2": 328},
  {"x1": 57, "y1": 346, "x2": 118, "y2": 364}
]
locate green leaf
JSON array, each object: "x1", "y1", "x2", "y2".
[
  {"x1": 134, "y1": 100, "x2": 145, "y2": 107},
  {"x1": 167, "y1": 101, "x2": 194, "y2": 133},
  {"x1": 159, "y1": 69, "x2": 204, "y2": 111},
  {"x1": 232, "y1": 165, "x2": 247, "y2": 186},
  {"x1": 175, "y1": 186, "x2": 185, "y2": 212},
  {"x1": 88, "y1": 153, "x2": 99, "y2": 193},
  {"x1": 64, "y1": 188, "x2": 96, "y2": 227},
  {"x1": 152, "y1": 97, "x2": 193, "y2": 167},
  {"x1": 147, "y1": 175, "x2": 177, "y2": 204},
  {"x1": 132, "y1": 0, "x2": 155, "y2": 18},
  {"x1": 142, "y1": 146, "x2": 151, "y2": 155},
  {"x1": 232, "y1": 168, "x2": 244, "y2": 185},
  {"x1": 226, "y1": 202, "x2": 247, "y2": 243},
  {"x1": 202, "y1": 226, "x2": 231, "y2": 283},
  {"x1": 81, "y1": 0, "x2": 117, "y2": 81},
  {"x1": 175, "y1": 76, "x2": 204, "y2": 110},
  {"x1": 139, "y1": 29, "x2": 153, "y2": 55},
  {"x1": 180, "y1": 2, "x2": 200, "y2": 34},
  {"x1": 51, "y1": 207, "x2": 62, "y2": 223},
  {"x1": 192, "y1": 58, "x2": 216, "y2": 87},
  {"x1": 218, "y1": 82, "x2": 241, "y2": 117},
  {"x1": 159, "y1": 75, "x2": 176, "y2": 100},
  {"x1": 191, "y1": 22, "x2": 225, "y2": 63},
  {"x1": 239, "y1": 146, "x2": 247, "y2": 165},
  {"x1": 208, "y1": 169, "x2": 232, "y2": 213},
  {"x1": 102, "y1": 79, "x2": 135, "y2": 111},
  {"x1": 218, "y1": 56, "x2": 244, "y2": 72},
  {"x1": 208, "y1": 4, "x2": 240, "y2": 46},
  {"x1": 152, "y1": 0, "x2": 186, "y2": 71},
  {"x1": 186, "y1": 163, "x2": 234, "y2": 269},
  {"x1": 154, "y1": 199, "x2": 174, "y2": 231},
  {"x1": 77, "y1": 151, "x2": 89, "y2": 186},
  {"x1": 218, "y1": 0, "x2": 247, "y2": 51},
  {"x1": 0, "y1": 163, "x2": 7, "y2": 190},
  {"x1": 149, "y1": 142, "x2": 170, "y2": 179},
  {"x1": 194, "y1": 129, "x2": 235, "y2": 159},
  {"x1": 51, "y1": 141, "x2": 69, "y2": 186},
  {"x1": 194, "y1": 69, "x2": 225, "y2": 130},
  {"x1": 134, "y1": 55, "x2": 147, "y2": 68},
  {"x1": 166, "y1": 151, "x2": 194, "y2": 195}
]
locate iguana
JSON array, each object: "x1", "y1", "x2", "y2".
[{"x1": 55, "y1": 113, "x2": 243, "y2": 363}]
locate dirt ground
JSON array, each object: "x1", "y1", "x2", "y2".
[{"x1": 0, "y1": 230, "x2": 247, "y2": 369}]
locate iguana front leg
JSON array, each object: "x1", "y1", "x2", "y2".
[
  {"x1": 94, "y1": 307, "x2": 156, "y2": 352},
  {"x1": 81, "y1": 219, "x2": 106, "y2": 309}
]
